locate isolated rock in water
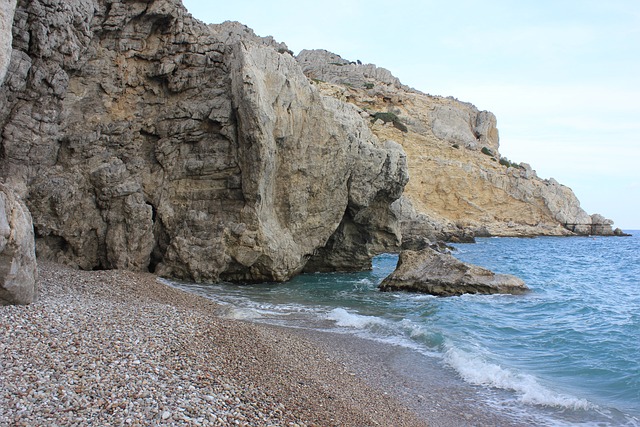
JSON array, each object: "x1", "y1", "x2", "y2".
[
  {"x1": 0, "y1": 0, "x2": 16, "y2": 85},
  {"x1": 613, "y1": 228, "x2": 631, "y2": 237},
  {"x1": 0, "y1": 183, "x2": 37, "y2": 305},
  {"x1": 379, "y1": 248, "x2": 528, "y2": 296}
]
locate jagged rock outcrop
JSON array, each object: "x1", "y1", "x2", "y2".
[
  {"x1": 0, "y1": 183, "x2": 37, "y2": 305},
  {"x1": 297, "y1": 49, "x2": 408, "y2": 92},
  {"x1": 0, "y1": 0, "x2": 407, "y2": 282},
  {"x1": 208, "y1": 20, "x2": 291, "y2": 54},
  {"x1": 298, "y1": 50, "x2": 617, "y2": 239},
  {"x1": 430, "y1": 105, "x2": 500, "y2": 153},
  {"x1": 614, "y1": 227, "x2": 631, "y2": 237},
  {"x1": 379, "y1": 248, "x2": 528, "y2": 296}
]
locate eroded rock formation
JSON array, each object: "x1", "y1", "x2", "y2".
[
  {"x1": 0, "y1": 0, "x2": 623, "y2": 288},
  {"x1": 298, "y1": 49, "x2": 617, "y2": 240},
  {"x1": 0, "y1": 0, "x2": 407, "y2": 282},
  {"x1": 379, "y1": 248, "x2": 528, "y2": 296},
  {"x1": 0, "y1": 183, "x2": 37, "y2": 305}
]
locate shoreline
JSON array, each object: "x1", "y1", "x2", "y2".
[
  {"x1": 287, "y1": 329, "x2": 534, "y2": 427},
  {"x1": 2, "y1": 262, "x2": 525, "y2": 426},
  {"x1": 1, "y1": 262, "x2": 424, "y2": 426}
]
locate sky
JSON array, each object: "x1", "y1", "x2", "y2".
[{"x1": 182, "y1": 0, "x2": 640, "y2": 229}]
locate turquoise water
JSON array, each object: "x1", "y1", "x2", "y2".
[{"x1": 169, "y1": 232, "x2": 640, "y2": 426}]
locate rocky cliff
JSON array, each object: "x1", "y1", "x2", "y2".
[
  {"x1": 0, "y1": 0, "x2": 407, "y2": 282},
  {"x1": 297, "y1": 49, "x2": 617, "y2": 239},
  {"x1": 0, "y1": 1, "x2": 621, "y2": 287}
]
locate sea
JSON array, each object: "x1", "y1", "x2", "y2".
[{"x1": 167, "y1": 232, "x2": 640, "y2": 426}]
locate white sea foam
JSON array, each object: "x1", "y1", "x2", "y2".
[
  {"x1": 444, "y1": 343, "x2": 594, "y2": 410},
  {"x1": 326, "y1": 308, "x2": 388, "y2": 329},
  {"x1": 163, "y1": 240, "x2": 640, "y2": 426},
  {"x1": 406, "y1": 294, "x2": 437, "y2": 301},
  {"x1": 323, "y1": 309, "x2": 443, "y2": 357}
]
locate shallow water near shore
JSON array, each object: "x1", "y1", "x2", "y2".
[{"x1": 168, "y1": 231, "x2": 640, "y2": 426}]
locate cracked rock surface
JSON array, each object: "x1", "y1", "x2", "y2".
[{"x1": 0, "y1": 0, "x2": 407, "y2": 282}]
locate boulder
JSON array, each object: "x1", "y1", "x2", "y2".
[
  {"x1": 0, "y1": 183, "x2": 37, "y2": 305},
  {"x1": 613, "y1": 228, "x2": 631, "y2": 237},
  {"x1": 379, "y1": 248, "x2": 528, "y2": 296},
  {"x1": 0, "y1": 0, "x2": 17, "y2": 85},
  {"x1": 430, "y1": 105, "x2": 499, "y2": 152}
]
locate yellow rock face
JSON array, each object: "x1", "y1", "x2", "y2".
[{"x1": 313, "y1": 79, "x2": 586, "y2": 237}]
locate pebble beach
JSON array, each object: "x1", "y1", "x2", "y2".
[{"x1": 1, "y1": 262, "x2": 426, "y2": 427}]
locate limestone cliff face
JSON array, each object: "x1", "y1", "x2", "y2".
[
  {"x1": 0, "y1": 0, "x2": 407, "y2": 282},
  {"x1": 298, "y1": 49, "x2": 615, "y2": 238}
]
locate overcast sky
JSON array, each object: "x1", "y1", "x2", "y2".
[{"x1": 182, "y1": 0, "x2": 639, "y2": 229}]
